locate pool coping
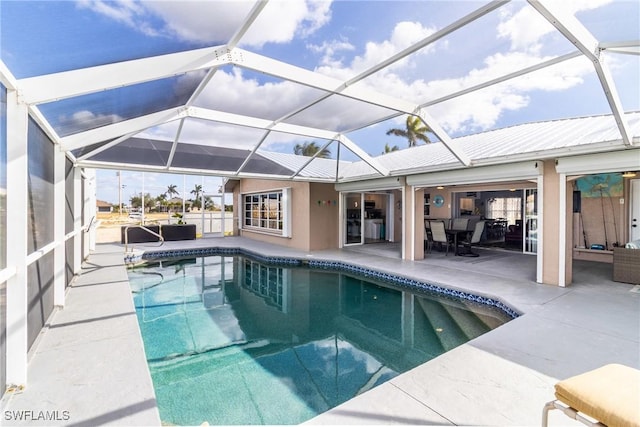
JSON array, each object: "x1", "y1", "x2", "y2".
[{"x1": 140, "y1": 245, "x2": 521, "y2": 320}]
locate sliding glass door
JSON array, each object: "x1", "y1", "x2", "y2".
[
  {"x1": 525, "y1": 188, "x2": 538, "y2": 254},
  {"x1": 343, "y1": 193, "x2": 363, "y2": 245}
]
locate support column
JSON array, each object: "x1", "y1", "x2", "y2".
[
  {"x1": 562, "y1": 174, "x2": 574, "y2": 286},
  {"x1": 536, "y1": 174, "x2": 544, "y2": 284},
  {"x1": 87, "y1": 169, "x2": 96, "y2": 252},
  {"x1": 53, "y1": 146, "x2": 66, "y2": 306},
  {"x1": 402, "y1": 184, "x2": 421, "y2": 260},
  {"x1": 6, "y1": 90, "x2": 29, "y2": 386},
  {"x1": 73, "y1": 167, "x2": 82, "y2": 274},
  {"x1": 541, "y1": 160, "x2": 562, "y2": 286},
  {"x1": 401, "y1": 186, "x2": 408, "y2": 259},
  {"x1": 82, "y1": 168, "x2": 96, "y2": 258},
  {"x1": 414, "y1": 187, "x2": 425, "y2": 260}
]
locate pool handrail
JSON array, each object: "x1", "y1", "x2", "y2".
[{"x1": 124, "y1": 224, "x2": 164, "y2": 253}]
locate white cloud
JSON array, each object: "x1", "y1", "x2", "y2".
[
  {"x1": 60, "y1": 110, "x2": 123, "y2": 133},
  {"x1": 333, "y1": 3, "x2": 602, "y2": 134},
  {"x1": 307, "y1": 38, "x2": 355, "y2": 68},
  {"x1": 241, "y1": 0, "x2": 333, "y2": 46},
  {"x1": 78, "y1": 0, "x2": 333, "y2": 46},
  {"x1": 195, "y1": 67, "x2": 323, "y2": 120},
  {"x1": 77, "y1": 0, "x2": 616, "y2": 139},
  {"x1": 316, "y1": 20, "x2": 438, "y2": 79},
  {"x1": 178, "y1": 119, "x2": 265, "y2": 149},
  {"x1": 144, "y1": 1, "x2": 254, "y2": 44},
  {"x1": 497, "y1": 0, "x2": 613, "y2": 52},
  {"x1": 76, "y1": 0, "x2": 160, "y2": 37},
  {"x1": 497, "y1": 6, "x2": 555, "y2": 53}
]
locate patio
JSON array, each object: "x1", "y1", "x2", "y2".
[{"x1": 2, "y1": 237, "x2": 637, "y2": 426}]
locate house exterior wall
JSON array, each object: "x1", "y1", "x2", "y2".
[
  {"x1": 308, "y1": 183, "x2": 339, "y2": 251},
  {"x1": 236, "y1": 179, "x2": 310, "y2": 250},
  {"x1": 234, "y1": 180, "x2": 340, "y2": 252}
]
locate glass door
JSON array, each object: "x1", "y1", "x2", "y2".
[
  {"x1": 344, "y1": 192, "x2": 363, "y2": 245},
  {"x1": 525, "y1": 188, "x2": 538, "y2": 254}
]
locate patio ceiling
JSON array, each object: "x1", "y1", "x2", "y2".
[{"x1": 1, "y1": 0, "x2": 638, "y2": 182}]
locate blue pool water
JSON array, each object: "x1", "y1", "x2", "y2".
[{"x1": 128, "y1": 255, "x2": 512, "y2": 425}]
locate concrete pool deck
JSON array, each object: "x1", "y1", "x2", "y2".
[{"x1": 2, "y1": 237, "x2": 639, "y2": 426}]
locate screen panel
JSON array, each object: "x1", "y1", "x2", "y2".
[
  {"x1": 27, "y1": 119, "x2": 55, "y2": 253},
  {"x1": 27, "y1": 251, "x2": 55, "y2": 350}
]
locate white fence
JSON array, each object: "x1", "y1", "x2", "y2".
[{"x1": 152, "y1": 211, "x2": 234, "y2": 236}]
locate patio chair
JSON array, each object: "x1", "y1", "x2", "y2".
[
  {"x1": 429, "y1": 220, "x2": 450, "y2": 256},
  {"x1": 424, "y1": 220, "x2": 434, "y2": 253},
  {"x1": 452, "y1": 217, "x2": 469, "y2": 230},
  {"x1": 459, "y1": 221, "x2": 485, "y2": 257},
  {"x1": 542, "y1": 363, "x2": 640, "y2": 427}
]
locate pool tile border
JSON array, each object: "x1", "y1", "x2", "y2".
[{"x1": 140, "y1": 247, "x2": 521, "y2": 320}]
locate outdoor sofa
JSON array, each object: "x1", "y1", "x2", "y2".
[{"x1": 612, "y1": 240, "x2": 640, "y2": 284}]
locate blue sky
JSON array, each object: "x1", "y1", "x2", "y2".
[{"x1": 1, "y1": 0, "x2": 638, "y2": 204}]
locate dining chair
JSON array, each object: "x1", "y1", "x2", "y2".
[
  {"x1": 460, "y1": 220, "x2": 485, "y2": 257},
  {"x1": 429, "y1": 220, "x2": 450, "y2": 256},
  {"x1": 424, "y1": 220, "x2": 434, "y2": 252},
  {"x1": 452, "y1": 217, "x2": 469, "y2": 230}
]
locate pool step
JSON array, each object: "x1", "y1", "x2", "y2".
[
  {"x1": 438, "y1": 301, "x2": 491, "y2": 340},
  {"x1": 416, "y1": 298, "x2": 468, "y2": 351}
]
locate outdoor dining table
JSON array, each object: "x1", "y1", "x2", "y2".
[{"x1": 445, "y1": 228, "x2": 471, "y2": 256}]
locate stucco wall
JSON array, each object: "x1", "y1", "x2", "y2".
[
  {"x1": 308, "y1": 183, "x2": 339, "y2": 251},
  {"x1": 541, "y1": 160, "x2": 561, "y2": 285},
  {"x1": 234, "y1": 180, "x2": 339, "y2": 252},
  {"x1": 236, "y1": 180, "x2": 311, "y2": 250}
]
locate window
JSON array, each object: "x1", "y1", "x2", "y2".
[
  {"x1": 243, "y1": 189, "x2": 291, "y2": 235},
  {"x1": 243, "y1": 259, "x2": 284, "y2": 310},
  {"x1": 487, "y1": 197, "x2": 522, "y2": 226}
]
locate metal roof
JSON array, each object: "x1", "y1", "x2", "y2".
[
  {"x1": 340, "y1": 111, "x2": 640, "y2": 180},
  {"x1": 1, "y1": 1, "x2": 638, "y2": 183}
]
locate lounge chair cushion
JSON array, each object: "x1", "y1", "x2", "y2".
[{"x1": 554, "y1": 364, "x2": 640, "y2": 427}]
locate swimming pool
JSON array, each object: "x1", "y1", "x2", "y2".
[{"x1": 128, "y1": 253, "x2": 514, "y2": 425}]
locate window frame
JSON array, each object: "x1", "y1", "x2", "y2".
[{"x1": 241, "y1": 188, "x2": 291, "y2": 237}]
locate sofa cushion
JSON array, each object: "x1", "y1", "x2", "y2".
[
  {"x1": 625, "y1": 239, "x2": 640, "y2": 249},
  {"x1": 554, "y1": 364, "x2": 640, "y2": 427}
]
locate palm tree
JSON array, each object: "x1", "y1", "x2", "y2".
[
  {"x1": 386, "y1": 115, "x2": 432, "y2": 147},
  {"x1": 191, "y1": 184, "x2": 203, "y2": 209},
  {"x1": 156, "y1": 193, "x2": 168, "y2": 212},
  {"x1": 382, "y1": 143, "x2": 399, "y2": 154},
  {"x1": 293, "y1": 141, "x2": 331, "y2": 158},
  {"x1": 166, "y1": 184, "x2": 179, "y2": 199}
]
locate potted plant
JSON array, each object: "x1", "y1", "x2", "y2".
[{"x1": 162, "y1": 213, "x2": 196, "y2": 241}]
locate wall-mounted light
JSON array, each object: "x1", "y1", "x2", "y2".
[
  {"x1": 622, "y1": 171, "x2": 637, "y2": 178},
  {"x1": 509, "y1": 188, "x2": 516, "y2": 192},
  {"x1": 436, "y1": 186, "x2": 444, "y2": 190}
]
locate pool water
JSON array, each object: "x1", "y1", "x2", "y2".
[{"x1": 128, "y1": 255, "x2": 511, "y2": 425}]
